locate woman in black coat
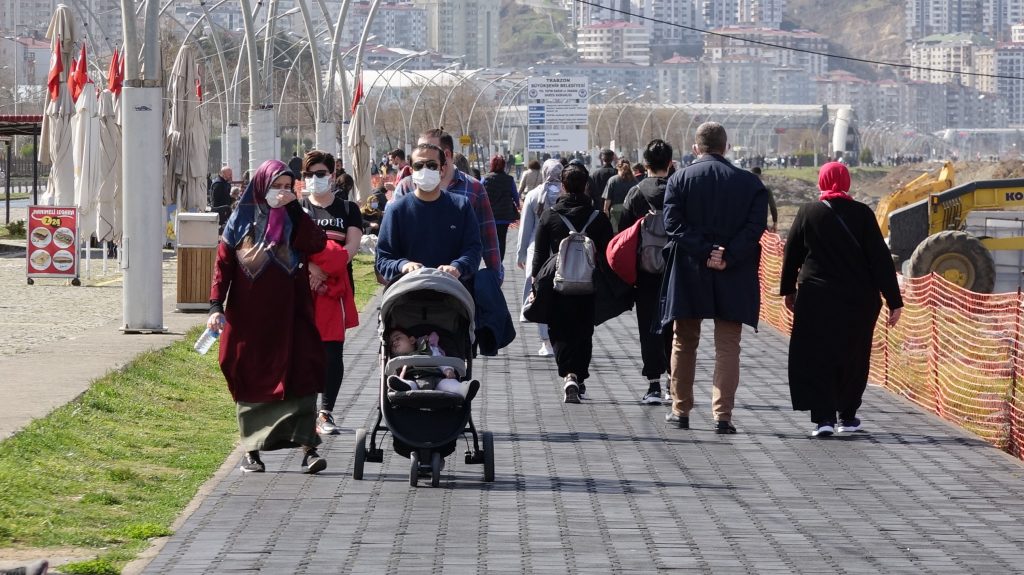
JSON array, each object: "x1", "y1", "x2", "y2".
[
  {"x1": 780, "y1": 162, "x2": 903, "y2": 438},
  {"x1": 531, "y1": 164, "x2": 614, "y2": 404},
  {"x1": 481, "y1": 155, "x2": 520, "y2": 261}
]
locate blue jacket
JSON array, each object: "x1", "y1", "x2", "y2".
[
  {"x1": 375, "y1": 192, "x2": 482, "y2": 282},
  {"x1": 472, "y1": 268, "x2": 516, "y2": 356},
  {"x1": 658, "y1": 154, "x2": 768, "y2": 329}
]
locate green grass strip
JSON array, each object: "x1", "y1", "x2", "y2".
[{"x1": 0, "y1": 254, "x2": 380, "y2": 574}]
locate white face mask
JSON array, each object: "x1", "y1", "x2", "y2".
[
  {"x1": 305, "y1": 175, "x2": 331, "y2": 196},
  {"x1": 412, "y1": 168, "x2": 441, "y2": 192},
  {"x1": 265, "y1": 189, "x2": 285, "y2": 208}
]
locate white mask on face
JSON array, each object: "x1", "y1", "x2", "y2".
[
  {"x1": 265, "y1": 189, "x2": 285, "y2": 208},
  {"x1": 412, "y1": 168, "x2": 441, "y2": 192},
  {"x1": 305, "y1": 175, "x2": 331, "y2": 196}
]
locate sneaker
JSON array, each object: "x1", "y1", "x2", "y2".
[
  {"x1": 317, "y1": 411, "x2": 339, "y2": 435},
  {"x1": 663, "y1": 388, "x2": 673, "y2": 402},
  {"x1": 811, "y1": 422, "x2": 835, "y2": 437},
  {"x1": 641, "y1": 389, "x2": 664, "y2": 405},
  {"x1": 563, "y1": 376, "x2": 580, "y2": 404},
  {"x1": 665, "y1": 412, "x2": 689, "y2": 429},
  {"x1": 240, "y1": 451, "x2": 265, "y2": 473},
  {"x1": 302, "y1": 449, "x2": 327, "y2": 474},
  {"x1": 538, "y1": 341, "x2": 554, "y2": 357},
  {"x1": 577, "y1": 382, "x2": 589, "y2": 400},
  {"x1": 715, "y1": 420, "x2": 737, "y2": 434},
  {"x1": 387, "y1": 375, "x2": 412, "y2": 392},
  {"x1": 837, "y1": 418, "x2": 862, "y2": 433}
]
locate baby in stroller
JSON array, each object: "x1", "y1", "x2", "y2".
[{"x1": 386, "y1": 328, "x2": 466, "y2": 396}]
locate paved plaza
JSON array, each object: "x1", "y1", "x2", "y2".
[{"x1": 130, "y1": 259, "x2": 1024, "y2": 575}]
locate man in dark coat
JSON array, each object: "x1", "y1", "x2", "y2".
[
  {"x1": 209, "y1": 165, "x2": 234, "y2": 230},
  {"x1": 659, "y1": 122, "x2": 768, "y2": 434},
  {"x1": 588, "y1": 149, "x2": 617, "y2": 211}
]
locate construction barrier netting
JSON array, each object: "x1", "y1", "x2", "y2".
[{"x1": 759, "y1": 233, "x2": 1024, "y2": 460}]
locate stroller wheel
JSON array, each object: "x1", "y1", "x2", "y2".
[
  {"x1": 409, "y1": 451, "x2": 419, "y2": 486},
  {"x1": 483, "y1": 431, "x2": 495, "y2": 482},
  {"x1": 430, "y1": 452, "x2": 442, "y2": 488},
  {"x1": 353, "y1": 428, "x2": 367, "y2": 480}
]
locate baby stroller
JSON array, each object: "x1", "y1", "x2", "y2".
[{"x1": 353, "y1": 268, "x2": 495, "y2": 487}]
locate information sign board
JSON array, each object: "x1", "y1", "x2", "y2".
[{"x1": 526, "y1": 77, "x2": 589, "y2": 153}]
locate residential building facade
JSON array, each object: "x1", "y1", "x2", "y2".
[{"x1": 577, "y1": 21, "x2": 651, "y2": 65}]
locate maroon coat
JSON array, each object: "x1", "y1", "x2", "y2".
[{"x1": 211, "y1": 213, "x2": 327, "y2": 403}]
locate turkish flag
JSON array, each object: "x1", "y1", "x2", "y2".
[
  {"x1": 70, "y1": 43, "x2": 89, "y2": 102},
  {"x1": 113, "y1": 53, "x2": 124, "y2": 96},
  {"x1": 47, "y1": 39, "x2": 63, "y2": 101},
  {"x1": 106, "y1": 49, "x2": 119, "y2": 93},
  {"x1": 351, "y1": 75, "x2": 363, "y2": 116}
]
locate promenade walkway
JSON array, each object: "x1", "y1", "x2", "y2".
[{"x1": 138, "y1": 263, "x2": 1024, "y2": 575}]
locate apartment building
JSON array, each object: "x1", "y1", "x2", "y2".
[
  {"x1": 340, "y1": 1, "x2": 428, "y2": 51},
  {"x1": 906, "y1": 0, "x2": 986, "y2": 40},
  {"x1": 657, "y1": 55, "x2": 701, "y2": 103},
  {"x1": 704, "y1": 27, "x2": 829, "y2": 77},
  {"x1": 577, "y1": 21, "x2": 651, "y2": 66},
  {"x1": 908, "y1": 33, "x2": 990, "y2": 86},
  {"x1": 640, "y1": 0, "x2": 702, "y2": 54},
  {"x1": 975, "y1": 42, "x2": 1024, "y2": 124},
  {"x1": 414, "y1": 0, "x2": 500, "y2": 67},
  {"x1": 736, "y1": 0, "x2": 786, "y2": 28}
]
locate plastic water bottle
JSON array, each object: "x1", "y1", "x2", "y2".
[{"x1": 194, "y1": 327, "x2": 220, "y2": 355}]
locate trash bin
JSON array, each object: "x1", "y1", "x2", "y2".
[{"x1": 175, "y1": 212, "x2": 220, "y2": 312}]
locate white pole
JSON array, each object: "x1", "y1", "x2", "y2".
[{"x1": 226, "y1": 124, "x2": 242, "y2": 177}]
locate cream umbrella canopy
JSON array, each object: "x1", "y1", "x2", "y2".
[
  {"x1": 163, "y1": 45, "x2": 207, "y2": 211},
  {"x1": 39, "y1": 5, "x2": 76, "y2": 206},
  {"x1": 72, "y1": 81, "x2": 101, "y2": 243},
  {"x1": 348, "y1": 100, "x2": 374, "y2": 203},
  {"x1": 96, "y1": 89, "x2": 122, "y2": 245}
]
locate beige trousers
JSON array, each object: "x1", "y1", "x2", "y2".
[{"x1": 669, "y1": 319, "x2": 743, "y2": 422}]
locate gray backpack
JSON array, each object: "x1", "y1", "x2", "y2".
[
  {"x1": 638, "y1": 209, "x2": 668, "y2": 274},
  {"x1": 553, "y1": 211, "x2": 600, "y2": 295}
]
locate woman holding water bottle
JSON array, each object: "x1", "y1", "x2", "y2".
[{"x1": 206, "y1": 158, "x2": 329, "y2": 474}]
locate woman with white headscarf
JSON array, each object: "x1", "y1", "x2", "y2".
[{"x1": 515, "y1": 159, "x2": 563, "y2": 357}]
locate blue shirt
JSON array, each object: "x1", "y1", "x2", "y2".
[{"x1": 375, "y1": 191, "x2": 482, "y2": 282}]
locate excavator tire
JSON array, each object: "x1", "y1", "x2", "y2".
[{"x1": 907, "y1": 231, "x2": 996, "y2": 293}]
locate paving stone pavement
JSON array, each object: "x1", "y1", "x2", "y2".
[{"x1": 141, "y1": 261, "x2": 1024, "y2": 575}]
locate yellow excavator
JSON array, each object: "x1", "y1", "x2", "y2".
[
  {"x1": 875, "y1": 161, "x2": 955, "y2": 237},
  {"x1": 888, "y1": 176, "x2": 1024, "y2": 293}
]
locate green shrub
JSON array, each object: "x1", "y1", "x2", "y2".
[{"x1": 4, "y1": 219, "x2": 25, "y2": 239}]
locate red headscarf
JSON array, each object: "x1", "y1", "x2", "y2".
[{"x1": 818, "y1": 161, "x2": 853, "y2": 202}]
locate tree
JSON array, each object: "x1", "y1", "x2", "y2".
[{"x1": 859, "y1": 147, "x2": 874, "y2": 166}]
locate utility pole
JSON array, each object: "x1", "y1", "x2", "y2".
[{"x1": 120, "y1": 0, "x2": 165, "y2": 332}]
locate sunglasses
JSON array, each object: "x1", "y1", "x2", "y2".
[
  {"x1": 302, "y1": 170, "x2": 330, "y2": 178},
  {"x1": 411, "y1": 161, "x2": 440, "y2": 171}
]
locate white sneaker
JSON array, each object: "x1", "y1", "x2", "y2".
[
  {"x1": 641, "y1": 390, "x2": 664, "y2": 405},
  {"x1": 811, "y1": 423, "x2": 835, "y2": 437},
  {"x1": 316, "y1": 410, "x2": 339, "y2": 435},
  {"x1": 537, "y1": 341, "x2": 554, "y2": 357}
]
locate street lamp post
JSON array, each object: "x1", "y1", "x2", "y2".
[
  {"x1": 407, "y1": 62, "x2": 462, "y2": 144},
  {"x1": 490, "y1": 77, "x2": 529, "y2": 157},
  {"x1": 466, "y1": 72, "x2": 512, "y2": 150},
  {"x1": 439, "y1": 68, "x2": 483, "y2": 132},
  {"x1": 612, "y1": 91, "x2": 649, "y2": 155},
  {"x1": 593, "y1": 91, "x2": 627, "y2": 150}
]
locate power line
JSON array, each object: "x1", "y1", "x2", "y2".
[{"x1": 573, "y1": 0, "x2": 1024, "y2": 81}]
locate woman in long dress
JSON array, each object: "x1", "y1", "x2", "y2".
[
  {"x1": 780, "y1": 162, "x2": 903, "y2": 438},
  {"x1": 207, "y1": 159, "x2": 329, "y2": 473}
]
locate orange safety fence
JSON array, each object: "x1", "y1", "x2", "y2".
[{"x1": 758, "y1": 233, "x2": 1024, "y2": 460}]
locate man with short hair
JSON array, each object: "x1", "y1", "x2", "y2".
[
  {"x1": 660, "y1": 122, "x2": 768, "y2": 434},
  {"x1": 210, "y1": 165, "x2": 234, "y2": 229},
  {"x1": 393, "y1": 128, "x2": 502, "y2": 280},
  {"x1": 588, "y1": 149, "x2": 617, "y2": 211},
  {"x1": 389, "y1": 148, "x2": 412, "y2": 180},
  {"x1": 375, "y1": 143, "x2": 482, "y2": 282}
]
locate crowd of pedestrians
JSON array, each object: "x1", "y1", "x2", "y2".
[{"x1": 202, "y1": 121, "x2": 903, "y2": 476}]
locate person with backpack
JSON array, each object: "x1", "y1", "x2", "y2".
[
  {"x1": 531, "y1": 163, "x2": 614, "y2": 403},
  {"x1": 618, "y1": 139, "x2": 675, "y2": 405},
  {"x1": 516, "y1": 159, "x2": 563, "y2": 357}
]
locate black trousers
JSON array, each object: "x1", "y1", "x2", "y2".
[
  {"x1": 636, "y1": 271, "x2": 673, "y2": 380},
  {"x1": 547, "y1": 293, "x2": 595, "y2": 383},
  {"x1": 788, "y1": 284, "x2": 880, "y2": 424},
  {"x1": 496, "y1": 223, "x2": 510, "y2": 261},
  {"x1": 321, "y1": 340, "x2": 345, "y2": 412}
]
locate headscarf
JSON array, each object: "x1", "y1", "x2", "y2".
[
  {"x1": 221, "y1": 159, "x2": 299, "y2": 280},
  {"x1": 818, "y1": 161, "x2": 854, "y2": 202},
  {"x1": 533, "y1": 158, "x2": 564, "y2": 215}
]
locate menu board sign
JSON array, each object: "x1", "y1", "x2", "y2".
[{"x1": 27, "y1": 206, "x2": 79, "y2": 279}]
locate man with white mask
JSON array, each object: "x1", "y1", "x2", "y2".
[
  {"x1": 298, "y1": 150, "x2": 363, "y2": 435},
  {"x1": 392, "y1": 128, "x2": 502, "y2": 281},
  {"x1": 375, "y1": 143, "x2": 482, "y2": 283}
]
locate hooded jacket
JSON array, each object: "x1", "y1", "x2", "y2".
[{"x1": 531, "y1": 193, "x2": 614, "y2": 278}]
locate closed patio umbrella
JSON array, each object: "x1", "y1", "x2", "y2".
[
  {"x1": 72, "y1": 80, "x2": 100, "y2": 246},
  {"x1": 348, "y1": 100, "x2": 374, "y2": 203},
  {"x1": 38, "y1": 5, "x2": 75, "y2": 206},
  {"x1": 96, "y1": 89, "x2": 122, "y2": 246},
  {"x1": 164, "y1": 45, "x2": 207, "y2": 212}
]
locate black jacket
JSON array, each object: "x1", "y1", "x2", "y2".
[
  {"x1": 588, "y1": 165, "x2": 617, "y2": 211},
  {"x1": 481, "y1": 171, "x2": 519, "y2": 222},
  {"x1": 618, "y1": 176, "x2": 668, "y2": 232},
  {"x1": 531, "y1": 193, "x2": 614, "y2": 278}
]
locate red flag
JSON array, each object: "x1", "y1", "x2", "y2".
[
  {"x1": 107, "y1": 49, "x2": 119, "y2": 92},
  {"x1": 70, "y1": 43, "x2": 89, "y2": 102},
  {"x1": 113, "y1": 53, "x2": 124, "y2": 96},
  {"x1": 351, "y1": 75, "x2": 363, "y2": 116},
  {"x1": 47, "y1": 39, "x2": 63, "y2": 101},
  {"x1": 195, "y1": 64, "x2": 203, "y2": 102}
]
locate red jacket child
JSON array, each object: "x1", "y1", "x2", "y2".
[{"x1": 309, "y1": 239, "x2": 359, "y2": 342}]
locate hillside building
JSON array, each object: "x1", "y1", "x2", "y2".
[
  {"x1": 413, "y1": 0, "x2": 500, "y2": 67},
  {"x1": 908, "y1": 33, "x2": 990, "y2": 86},
  {"x1": 577, "y1": 20, "x2": 651, "y2": 65},
  {"x1": 704, "y1": 27, "x2": 829, "y2": 77}
]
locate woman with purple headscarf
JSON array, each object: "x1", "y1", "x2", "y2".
[{"x1": 207, "y1": 159, "x2": 329, "y2": 474}]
